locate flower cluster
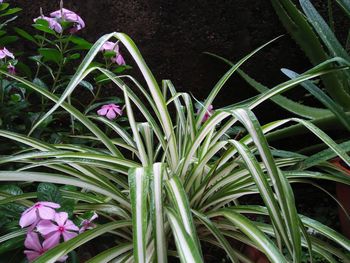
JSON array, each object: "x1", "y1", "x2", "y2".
[
  {"x1": 0, "y1": 47, "x2": 16, "y2": 74},
  {"x1": 97, "y1": 103, "x2": 123, "y2": 120},
  {"x1": 19, "y1": 202, "x2": 97, "y2": 262},
  {"x1": 34, "y1": 8, "x2": 85, "y2": 34},
  {"x1": 100, "y1": 41, "x2": 126, "y2": 66}
]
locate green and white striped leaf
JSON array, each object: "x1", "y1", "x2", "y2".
[{"x1": 129, "y1": 167, "x2": 150, "y2": 263}]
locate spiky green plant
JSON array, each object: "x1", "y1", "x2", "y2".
[
  {"x1": 268, "y1": 0, "x2": 350, "y2": 132},
  {"x1": 0, "y1": 32, "x2": 349, "y2": 262}
]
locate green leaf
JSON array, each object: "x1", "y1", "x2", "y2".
[
  {"x1": 0, "y1": 185, "x2": 23, "y2": 196},
  {"x1": 270, "y1": 0, "x2": 350, "y2": 109},
  {"x1": 14, "y1": 27, "x2": 37, "y2": 44},
  {"x1": 0, "y1": 3, "x2": 9, "y2": 11},
  {"x1": 166, "y1": 207, "x2": 203, "y2": 263},
  {"x1": 193, "y1": 210, "x2": 239, "y2": 262},
  {"x1": 205, "y1": 52, "x2": 332, "y2": 119},
  {"x1": 0, "y1": 235, "x2": 24, "y2": 254},
  {"x1": 150, "y1": 163, "x2": 167, "y2": 262},
  {"x1": 37, "y1": 183, "x2": 62, "y2": 203},
  {"x1": 0, "y1": 7, "x2": 21, "y2": 17},
  {"x1": 282, "y1": 68, "x2": 350, "y2": 131},
  {"x1": 69, "y1": 36, "x2": 93, "y2": 49},
  {"x1": 85, "y1": 244, "x2": 133, "y2": 263},
  {"x1": 0, "y1": 35, "x2": 18, "y2": 45},
  {"x1": 219, "y1": 209, "x2": 287, "y2": 263},
  {"x1": 335, "y1": 0, "x2": 350, "y2": 18},
  {"x1": 129, "y1": 166, "x2": 150, "y2": 263},
  {"x1": 103, "y1": 50, "x2": 116, "y2": 59},
  {"x1": 68, "y1": 53, "x2": 81, "y2": 60},
  {"x1": 32, "y1": 23, "x2": 56, "y2": 35},
  {"x1": 38, "y1": 48, "x2": 62, "y2": 64}
]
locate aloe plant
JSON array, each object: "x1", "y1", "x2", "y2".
[
  {"x1": 0, "y1": 32, "x2": 349, "y2": 262},
  {"x1": 268, "y1": 0, "x2": 350, "y2": 127}
]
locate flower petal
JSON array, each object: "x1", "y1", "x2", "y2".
[
  {"x1": 90, "y1": 212, "x2": 98, "y2": 222},
  {"x1": 19, "y1": 208, "x2": 37, "y2": 228},
  {"x1": 97, "y1": 107, "x2": 108, "y2": 116},
  {"x1": 116, "y1": 54, "x2": 126, "y2": 65},
  {"x1": 24, "y1": 250, "x2": 41, "y2": 262},
  {"x1": 55, "y1": 212, "x2": 68, "y2": 226},
  {"x1": 38, "y1": 206, "x2": 56, "y2": 220},
  {"x1": 24, "y1": 232, "x2": 42, "y2": 251},
  {"x1": 37, "y1": 220, "x2": 57, "y2": 236},
  {"x1": 106, "y1": 109, "x2": 116, "y2": 120},
  {"x1": 64, "y1": 219, "x2": 79, "y2": 231},
  {"x1": 43, "y1": 232, "x2": 61, "y2": 249},
  {"x1": 58, "y1": 255, "x2": 68, "y2": 262},
  {"x1": 113, "y1": 107, "x2": 123, "y2": 116},
  {"x1": 62, "y1": 230, "x2": 77, "y2": 242},
  {"x1": 101, "y1": 41, "x2": 115, "y2": 51}
]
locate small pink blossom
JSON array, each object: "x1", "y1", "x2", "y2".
[
  {"x1": 97, "y1": 104, "x2": 123, "y2": 120},
  {"x1": 24, "y1": 232, "x2": 68, "y2": 262},
  {"x1": 0, "y1": 47, "x2": 14, "y2": 60},
  {"x1": 100, "y1": 41, "x2": 117, "y2": 52},
  {"x1": 37, "y1": 212, "x2": 79, "y2": 248},
  {"x1": 112, "y1": 54, "x2": 126, "y2": 65},
  {"x1": 7, "y1": 64, "x2": 16, "y2": 75},
  {"x1": 79, "y1": 212, "x2": 98, "y2": 233},
  {"x1": 50, "y1": 8, "x2": 85, "y2": 33},
  {"x1": 34, "y1": 16, "x2": 63, "y2": 33},
  {"x1": 199, "y1": 105, "x2": 214, "y2": 122},
  {"x1": 100, "y1": 41, "x2": 126, "y2": 65},
  {"x1": 19, "y1": 202, "x2": 60, "y2": 228}
]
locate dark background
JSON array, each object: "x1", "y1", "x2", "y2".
[{"x1": 11, "y1": 0, "x2": 331, "y2": 123}]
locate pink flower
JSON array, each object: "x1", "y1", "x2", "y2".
[
  {"x1": 100, "y1": 41, "x2": 117, "y2": 52},
  {"x1": 112, "y1": 54, "x2": 126, "y2": 65},
  {"x1": 0, "y1": 47, "x2": 14, "y2": 59},
  {"x1": 24, "y1": 232, "x2": 67, "y2": 262},
  {"x1": 203, "y1": 105, "x2": 214, "y2": 122},
  {"x1": 7, "y1": 64, "x2": 16, "y2": 75},
  {"x1": 19, "y1": 202, "x2": 60, "y2": 228},
  {"x1": 100, "y1": 41, "x2": 126, "y2": 65},
  {"x1": 50, "y1": 8, "x2": 85, "y2": 33},
  {"x1": 34, "y1": 16, "x2": 63, "y2": 33},
  {"x1": 97, "y1": 104, "x2": 123, "y2": 120},
  {"x1": 199, "y1": 105, "x2": 214, "y2": 122},
  {"x1": 79, "y1": 212, "x2": 98, "y2": 233},
  {"x1": 37, "y1": 212, "x2": 79, "y2": 248}
]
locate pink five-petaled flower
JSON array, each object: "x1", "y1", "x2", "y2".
[
  {"x1": 0, "y1": 47, "x2": 14, "y2": 60},
  {"x1": 200, "y1": 104, "x2": 214, "y2": 122},
  {"x1": 100, "y1": 41, "x2": 126, "y2": 65},
  {"x1": 19, "y1": 202, "x2": 60, "y2": 228},
  {"x1": 50, "y1": 8, "x2": 85, "y2": 33},
  {"x1": 24, "y1": 232, "x2": 67, "y2": 263},
  {"x1": 34, "y1": 15, "x2": 63, "y2": 33},
  {"x1": 37, "y1": 212, "x2": 79, "y2": 248},
  {"x1": 7, "y1": 64, "x2": 16, "y2": 75},
  {"x1": 97, "y1": 104, "x2": 123, "y2": 120},
  {"x1": 79, "y1": 212, "x2": 98, "y2": 233}
]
